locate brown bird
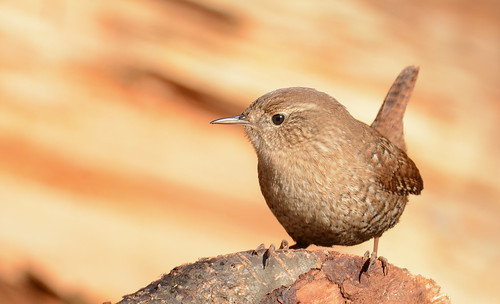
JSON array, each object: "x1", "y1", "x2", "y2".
[{"x1": 211, "y1": 66, "x2": 423, "y2": 271}]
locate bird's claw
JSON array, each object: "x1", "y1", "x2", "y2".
[
  {"x1": 378, "y1": 256, "x2": 389, "y2": 275},
  {"x1": 251, "y1": 243, "x2": 266, "y2": 256},
  {"x1": 263, "y1": 244, "x2": 275, "y2": 269},
  {"x1": 252, "y1": 241, "x2": 290, "y2": 269},
  {"x1": 360, "y1": 250, "x2": 389, "y2": 279}
]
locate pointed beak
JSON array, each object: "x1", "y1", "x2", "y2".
[{"x1": 210, "y1": 114, "x2": 250, "y2": 125}]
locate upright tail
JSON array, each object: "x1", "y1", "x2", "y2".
[{"x1": 371, "y1": 66, "x2": 419, "y2": 152}]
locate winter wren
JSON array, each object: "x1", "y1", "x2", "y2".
[{"x1": 211, "y1": 66, "x2": 423, "y2": 258}]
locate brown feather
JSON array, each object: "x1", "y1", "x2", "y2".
[{"x1": 371, "y1": 66, "x2": 419, "y2": 152}]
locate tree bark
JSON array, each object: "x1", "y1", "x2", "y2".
[{"x1": 116, "y1": 248, "x2": 450, "y2": 304}]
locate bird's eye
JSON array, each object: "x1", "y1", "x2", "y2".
[{"x1": 271, "y1": 113, "x2": 286, "y2": 125}]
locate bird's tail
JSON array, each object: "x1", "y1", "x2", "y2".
[{"x1": 371, "y1": 66, "x2": 419, "y2": 152}]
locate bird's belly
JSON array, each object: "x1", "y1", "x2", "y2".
[{"x1": 263, "y1": 182, "x2": 408, "y2": 246}]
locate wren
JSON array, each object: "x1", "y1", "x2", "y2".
[{"x1": 211, "y1": 66, "x2": 423, "y2": 266}]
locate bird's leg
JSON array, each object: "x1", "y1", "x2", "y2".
[
  {"x1": 372, "y1": 235, "x2": 380, "y2": 264},
  {"x1": 373, "y1": 237, "x2": 389, "y2": 275},
  {"x1": 362, "y1": 236, "x2": 389, "y2": 276}
]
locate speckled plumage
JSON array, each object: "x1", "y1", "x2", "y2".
[{"x1": 211, "y1": 67, "x2": 423, "y2": 249}]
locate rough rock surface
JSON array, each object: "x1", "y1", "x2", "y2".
[{"x1": 117, "y1": 249, "x2": 450, "y2": 304}]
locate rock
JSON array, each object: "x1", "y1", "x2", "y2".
[{"x1": 116, "y1": 248, "x2": 450, "y2": 304}]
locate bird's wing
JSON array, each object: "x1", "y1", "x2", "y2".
[{"x1": 369, "y1": 138, "x2": 423, "y2": 196}]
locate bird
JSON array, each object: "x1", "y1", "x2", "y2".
[{"x1": 211, "y1": 66, "x2": 423, "y2": 273}]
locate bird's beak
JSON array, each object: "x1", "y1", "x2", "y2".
[{"x1": 210, "y1": 114, "x2": 250, "y2": 125}]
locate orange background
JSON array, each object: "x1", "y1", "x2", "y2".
[{"x1": 0, "y1": 1, "x2": 499, "y2": 303}]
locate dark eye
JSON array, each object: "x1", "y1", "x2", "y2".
[{"x1": 271, "y1": 113, "x2": 285, "y2": 125}]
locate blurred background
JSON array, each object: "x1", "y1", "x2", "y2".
[{"x1": 0, "y1": 0, "x2": 499, "y2": 303}]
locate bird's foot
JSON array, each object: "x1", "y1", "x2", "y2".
[
  {"x1": 252, "y1": 239, "x2": 288, "y2": 255},
  {"x1": 251, "y1": 243, "x2": 266, "y2": 256},
  {"x1": 360, "y1": 250, "x2": 389, "y2": 279},
  {"x1": 262, "y1": 244, "x2": 276, "y2": 268},
  {"x1": 279, "y1": 239, "x2": 289, "y2": 249},
  {"x1": 378, "y1": 256, "x2": 389, "y2": 275},
  {"x1": 251, "y1": 243, "x2": 282, "y2": 269}
]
